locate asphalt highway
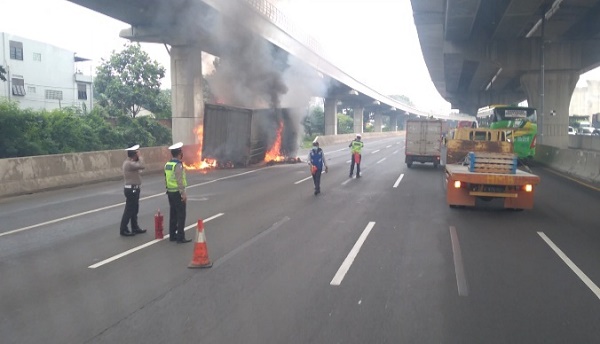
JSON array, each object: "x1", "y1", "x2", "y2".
[{"x1": 1, "y1": 135, "x2": 600, "y2": 343}]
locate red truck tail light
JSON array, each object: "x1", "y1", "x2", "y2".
[{"x1": 530, "y1": 135, "x2": 537, "y2": 149}]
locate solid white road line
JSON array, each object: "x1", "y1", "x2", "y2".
[
  {"x1": 295, "y1": 176, "x2": 313, "y2": 185},
  {"x1": 376, "y1": 158, "x2": 386, "y2": 164},
  {"x1": 1, "y1": 170, "x2": 256, "y2": 238},
  {"x1": 538, "y1": 232, "x2": 600, "y2": 299},
  {"x1": 449, "y1": 226, "x2": 469, "y2": 296},
  {"x1": 88, "y1": 213, "x2": 224, "y2": 269},
  {"x1": 330, "y1": 221, "x2": 376, "y2": 286},
  {"x1": 392, "y1": 174, "x2": 404, "y2": 188}
]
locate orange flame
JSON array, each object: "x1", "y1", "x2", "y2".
[
  {"x1": 183, "y1": 125, "x2": 217, "y2": 170},
  {"x1": 264, "y1": 121, "x2": 287, "y2": 162}
]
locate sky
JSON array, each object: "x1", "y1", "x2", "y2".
[{"x1": 1, "y1": 0, "x2": 599, "y2": 115}]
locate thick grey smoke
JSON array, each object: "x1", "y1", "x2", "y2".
[{"x1": 207, "y1": 0, "x2": 328, "y2": 154}]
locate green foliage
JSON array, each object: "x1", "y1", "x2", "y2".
[
  {"x1": 146, "y1": 89, "x2": 172, "y2": 119},
  {"x1": 303, "y1": 106, "x2": 324, "y2": 137},
  {"x1": 94, "y1": 42, "x2": 166, "y2": 118},
  {"x1": 0, "y1": 101, "x2": 45, "y2": 157},
  {"x1": 0, "y1": 100, "x2": 172, "y2": 158},
  {"x1": 337, "y1": 113, "x2": 354, "y2": 134}
]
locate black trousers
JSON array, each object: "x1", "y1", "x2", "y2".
[
  {"x1": 349, "y1": 154, "x2": 361, "y2": 176},
  {"x1": 167, "y1": 191, "x2": 187, "y2": 240},
  {"x1": 120, "y1": 188, "x2": 140, "y2": 232},
  {"x1": 312, "y1": 168, "x2": 322, "y2": 191}
]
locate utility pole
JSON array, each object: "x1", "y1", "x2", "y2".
[{"x1": 539, "y1": 11, "x2": 546, "y2": 145}]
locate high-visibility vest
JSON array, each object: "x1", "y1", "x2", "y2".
[
  {"x1": 350, "y1": 140, "x2": 363, "y2": 153},
  {"x1": 164, "y1": 159, "x2": 187, "y2": 192},
  {"x1": 309, "y1": 148, "x2": 324, "y2": 169}
]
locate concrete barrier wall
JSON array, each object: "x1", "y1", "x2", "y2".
[
  {"x1": 0, "y1": 147, "x2": 171, "y2": 198},
  {"x1": 315, "y1": 131, "x2": 404, "y2": 146},
  {"x1": 569, "y1": 135, "x2": 600, "y2": 151},
  {"x1": 535, "y1": 144, "x2": 600, "y2": 185}
]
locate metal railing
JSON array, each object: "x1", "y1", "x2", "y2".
[{"x1": 243, "y1": 0, "x2": 324, "y2": 57}]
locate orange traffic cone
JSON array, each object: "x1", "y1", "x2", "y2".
[{"x1": 188, "y1": 219, "x2": 213, "y2": 269}]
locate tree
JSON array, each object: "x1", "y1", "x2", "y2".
[
  {"x1": 94, "y1": 43, "x2": 166, "y2": 118},
  {"x1": 145, "y1": 89, "x2": 171, "y2": 119},
  {"x1": 303, "y1": 106, "x2": 324, "y2": 137},
  {"x1": 337, "y1": 113, "x2": 354, "y2": 134},
  {"x1": 0, "y1": 66, "x2": 6, "y2": 82}
]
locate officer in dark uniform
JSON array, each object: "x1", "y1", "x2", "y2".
[
  {"x1": 165, "y1": 142, "x2": 191, "y2": 243},
  {"x1": 119, "y1": 144, "x2": 147, "y2": 236}
]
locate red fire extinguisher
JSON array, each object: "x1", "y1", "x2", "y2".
[{"x1": 154, "y1": 209, "x2": 164, "y2": 239}]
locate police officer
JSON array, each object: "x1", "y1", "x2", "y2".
[
  {"x1": 308, "y1": 141, "x2": 328, "y2": 195},
  {"x1": 165, "y1": 142, "x2": 191, "y2": 243},
  {"x1": 349, "y1": 134, "x2": 364, "y2": 178},
  {"x1": 119, "y1": 144, "x2": 147, "y2": 236}
]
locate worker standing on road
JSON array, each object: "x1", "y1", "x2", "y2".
[
  {"x1": 308, "y1": 141, "x2": 328, "y2": 195},
  {"x1": 119, "y1": 144, "x2": 147, "y2": 237},
  {"x1": 349, "y1": 134, "x2": 364, "y2": 178},
  {"x1": 164, "y1": 142, "x2": 191, "y2": 243}
]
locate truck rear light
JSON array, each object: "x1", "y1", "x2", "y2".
[
  {"x1": 524, "y1": 184, "x2": 533, "y2": 192},
  {"x1": 530, "y1": 135, "x2": 536, "y2": 148},
  {"x1": 454, "y1": 181, "x2": 461, "y2": 188}
]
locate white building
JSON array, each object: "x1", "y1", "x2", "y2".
[{"x1": 0, "y1": 32, "x2": 93, "y2": 112}]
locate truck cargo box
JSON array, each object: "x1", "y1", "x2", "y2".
[{"x1": 405, "y1": 119, "x2": 442, "y2": 168}]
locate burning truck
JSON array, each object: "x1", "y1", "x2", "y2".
[{"x1": 182, "y1": 103, "x2": 302, "y2": 171}]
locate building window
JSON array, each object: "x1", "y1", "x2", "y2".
[
  {"x1": 27, "y1": 86, "x2": 36, "y2": 94},
  {"x1": 33, "y1": 53, "x2": 42, "y2": 62},
  {"x1": 9, "y1": 41, "x2": 23, "y2": 61},
  {"x1": 45, "y1": 90, "x2": 63, "y2": 100},
  {"x1": 77, "y1": 83, "x2": 87, "y2": 100},
  {"x1": 11, "y1": 78, "x2": 26, "y2": 96}
]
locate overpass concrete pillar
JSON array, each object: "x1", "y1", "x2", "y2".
[
  {"x1": 171, "y1": 45, "x2": 204, "y2": 145},
  {"x1": 390, "y1": 114, "x2": 398, "y2": 131},
  {"x1": 353, "y1": 106, "x2": 364, "y2": 134},
  {"x1": 324, "y1": 97, "x2": 338, "y2": 135},
  {"x1": 374, "y1": 112, "x2": 383, "y2": 132},
  {"x1": 521, "y1": 71, "x2": 578, "y2": 149}
]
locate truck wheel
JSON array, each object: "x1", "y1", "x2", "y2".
[
  {"x1": 433, "y1": 161, "x2": 439, "y2": 169},
  {"x1": 407, "y1": 162, "x2": 413, "y2": 168}
]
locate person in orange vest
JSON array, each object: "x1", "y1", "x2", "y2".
[
  {"x1": 308, "y1": 141, "x2": 328, "y2": 195},
  {"x1": 349, "y1": 134, "x2": 364, "y2": 178}
]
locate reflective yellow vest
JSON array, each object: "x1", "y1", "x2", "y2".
[
  {"x1": 164, "y1": 160, "x2": 187, "y2": 192},
  {"x1": 350, "y1": 140, "x2": 364, "y2": 153}
]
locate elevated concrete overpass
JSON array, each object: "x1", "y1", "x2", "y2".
[
  {"x1": 67, "y1": 0, "x2": 461, "y2": 144},
  {"x1": 411, "y1": 0, "x2": 600, "y2": 148}
]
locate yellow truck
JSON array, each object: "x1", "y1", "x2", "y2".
[{"x1": 444, "y1": 128, "x2": 540, "y2": 210}]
